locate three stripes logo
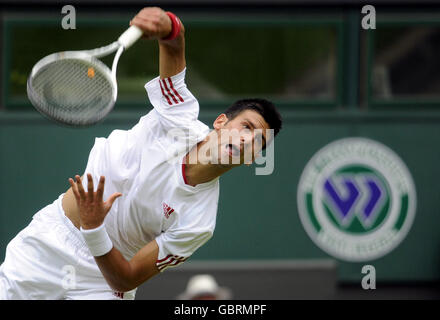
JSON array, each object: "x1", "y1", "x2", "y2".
[
  {"x1": 297, "y1": 137, "x2": 416, "y2": 262},
  {"x1": 156, "y1": 254, "x2": 187, "y2": 272},
  {"x1": 158, "y1": 202, "x2": 187, "y2": 271},
  {"x1": 159, "y1": 77, "x2": 184, "y2": 106},
  {"x1": 163, "y1": 202, "x2": 175, "y2": 219}
]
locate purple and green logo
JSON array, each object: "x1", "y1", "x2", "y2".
[{"x1": 297, "y1": 138, "x2": 416, "y2": 262}]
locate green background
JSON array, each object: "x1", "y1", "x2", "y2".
[
  {"x1": 1, "y1": 8, "x2": 439, "y2": 284},
  {"x1": 1, "y1": 110, "x2": 439, "y2": 282}
]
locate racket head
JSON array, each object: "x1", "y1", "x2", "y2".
[{"x1": 27, "y1": 51, "x2": 117, "y2": 127}]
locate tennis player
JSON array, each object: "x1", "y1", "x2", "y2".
[{"x1": 0, "y1": 7, "x2": 282, "y2": 299}]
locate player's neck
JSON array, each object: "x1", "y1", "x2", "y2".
[
  {"x1": 183, "y1": 138, "x2": 236, "y2": 186},
  {"x1": 183, "y1": 161, "x2": 231, "y2": 187}
]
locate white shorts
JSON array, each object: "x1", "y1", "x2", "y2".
[{"x1": 0, "y1": 194, "x2": 136, "y2": 300}]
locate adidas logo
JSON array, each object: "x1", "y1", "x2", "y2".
[{"x1": 163, "y1": 202, "x2": 175, "y2": 219}]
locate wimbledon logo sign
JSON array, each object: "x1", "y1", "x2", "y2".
[{"x1": 297, "y1": 138, "x2": 416, "y2": 262}]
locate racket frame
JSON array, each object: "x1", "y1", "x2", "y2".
[{"x1": 26, "y1": 25, "x2": 143, "y2": 126}]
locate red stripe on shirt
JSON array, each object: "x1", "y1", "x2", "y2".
[
  {"x1": 159, "y1": 80, "x2": 173, "y2": 105},
  {"x1": 113, "y1": 291, "x2": 124, "y2": 299},
  {"x1": 158, "y1": 256, "x2": 187, "y2": 271},
  {"x1": 167, "y1": 77, "x2": 184, "y2": 103},
  {"x1": 156, "y1": 254, "x2": 173, "y2": 263},
  {"x1": 182, "y1": 163, "x2": 189, "y2": 185},
  {"x1": 157, "y1": 256, "x2": 175, "y2": 268},
  {"x1": 157, "y1": 255, "x2": 185, "y2": 266},
  {"x1": 162, "y1": 258, "x2": 187, "y2": 270},
  {"x1": 162, "y1": 79, "x2": 179, "y2": 104},
  {"x1": 157, "y1": 255, "x2": 184, "y2": 267},
  {"x1": 158, "y1": 257, "x2": 175, "y2": 268}
]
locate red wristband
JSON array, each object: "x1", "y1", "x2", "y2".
[{"x1": 162, "y1": 12, "x2": 181, "y2": 41}]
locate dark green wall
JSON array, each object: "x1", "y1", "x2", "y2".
[{"x1": 1, "y1": 109, "x2": 439, "y2": 282}]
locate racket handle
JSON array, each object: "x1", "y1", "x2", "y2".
[{"x1": 118, "y1": 25, "x2": 143, "y2": 49}]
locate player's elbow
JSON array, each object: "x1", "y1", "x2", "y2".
[
  {"x1": 106, "y1": 277, "x2": 137, "y2": 293},
  {"x1": 107, "y1": 267, "x2": 159, "y2": 293}
]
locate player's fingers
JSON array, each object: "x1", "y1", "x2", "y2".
[
  {"x1": 130, "y1": 16, "x2": 160, "y2": 38},
  {"x1": 96, "y1": 176, "x2": 105, "y2": 203},
  {"x1": 68, "y1": 178, "x2": 81, "y2": 202},
  {"x1": 135, "y1": 7, "x2": 162, "y2": 23},
  {"x1": 75, "y1": 175, "x2": 86, "y2": 201},
  {"x1": 130, "y1": 16, "x2": 151, "y2": 29},
  {"x1": 87, "y1": 173, "x2": 94, "y2": 201},
  {"x1": 104, "y1": 193, "x2": 122, "y2": 213}
]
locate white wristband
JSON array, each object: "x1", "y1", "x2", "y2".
[{"x1": 80, "y1": 223, "x2": 113, "y2": 257}]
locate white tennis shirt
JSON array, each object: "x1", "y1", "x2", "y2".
[{"x1": 81, "y1": 68, "x2": 220, "y2": 272}]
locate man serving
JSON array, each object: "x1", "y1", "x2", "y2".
[{"x1": 0, "y1": 7, "x2": 282, "y2": 299}]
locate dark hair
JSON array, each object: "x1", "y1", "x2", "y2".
[{"x1": 224, "y1": 98, "x2": 282, "y2": 137}]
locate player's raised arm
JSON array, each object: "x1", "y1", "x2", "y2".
[{"x1": 130, "y1": 7, "x2": 186, "y2": 79}]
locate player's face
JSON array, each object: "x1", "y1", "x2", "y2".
[{"x1": 213, "y1": 110, "x2": 270, "y2": 166}]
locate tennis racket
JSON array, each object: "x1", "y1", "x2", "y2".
[{"x1": 27, "y1": 25, "x2": 143, "y2": 126}]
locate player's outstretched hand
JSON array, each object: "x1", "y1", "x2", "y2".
[
  {"x1": 130, "y1": 7, "x2": 173, "y2": 40},
  {"x1": 69, "y1": 174, "x2": 122, "y2": 230}
]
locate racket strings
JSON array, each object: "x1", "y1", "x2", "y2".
[{"x1": 28, "y1": 58, "x2": 115, "y2": 126}]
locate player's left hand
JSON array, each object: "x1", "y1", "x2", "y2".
[{"x1": 69, "y1": 174, "x2": 122, "y2": 230}]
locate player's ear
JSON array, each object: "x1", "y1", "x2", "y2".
[{"x1": 213, "y1": 113, "x2": 228, "y2": 130}]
